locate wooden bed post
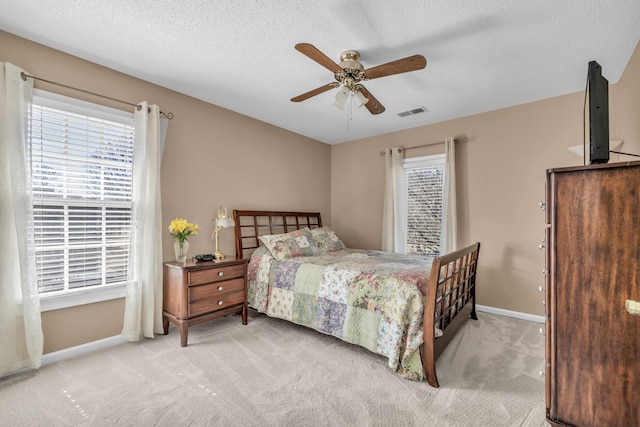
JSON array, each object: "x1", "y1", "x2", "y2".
[
  {"x1": 469, "y1": 248, "x2": 479, "y2": 320},
  {"x1": 424, "y1": 255, "x2": 443, "y2": 388}
]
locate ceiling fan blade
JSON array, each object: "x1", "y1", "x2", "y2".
[
  {"x1": 295, "y1": 43, "x2": 343, "y2": 73},
  {"x1": 291, "y1": 83, "x2": 337, "y2": 102},
  {"x1": 364, "y1": 55, "x2": 427, "y2": 80},
  {"x1": 356, "y1": 86, "x2": 385, "y2": 115}
]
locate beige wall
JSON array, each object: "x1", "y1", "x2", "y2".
[
  {"x1": 331, "y1": 41, "x2": 640, "y2": 316},
  {"x1": 611, "y1": 42, "x2": 640, "y2": 153},
  {"x1": 1, "y1": 30, "x2": 331, "y2": 353}
]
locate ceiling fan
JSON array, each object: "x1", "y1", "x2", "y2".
[{"x1": 291, "y1": 43, "x2": 427, "y2": 115}]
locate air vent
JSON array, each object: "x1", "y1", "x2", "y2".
[{"x1": 397, "y1": 107, "x2": 428, "y2": 117}]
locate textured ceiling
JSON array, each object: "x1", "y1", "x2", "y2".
[{"x1": 2, "y1": 1, "x2": 640, "y2": 144}]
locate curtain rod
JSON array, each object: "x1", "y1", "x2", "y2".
[
  {"x1": 379, "y1": 137, "x2": 467, "y2": 156},
  {"x1": 21, "y1": 72, "x2": 173, "y2": 119}
]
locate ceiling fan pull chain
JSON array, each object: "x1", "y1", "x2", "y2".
[{"x1": 347, "y1": 94, "x2": 353, "y2": 131}]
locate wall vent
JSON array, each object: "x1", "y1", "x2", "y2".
[{"x1": 397, "y1": 107, "x2": 428, "y2": 117}]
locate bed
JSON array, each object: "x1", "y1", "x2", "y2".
[{"x1": 233, "y1": 209, "x2": 480, "y2": 387}]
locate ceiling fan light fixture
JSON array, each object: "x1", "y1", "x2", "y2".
[
  {"x1": 352, "y1": 90, "x2": 369, "y2": 108},
  {"x1": 333, "y1": 87, "x2": 350, "y2": 110},
  {"x1": 292, "y1": 43, "x2": 425, "y2": 116}
]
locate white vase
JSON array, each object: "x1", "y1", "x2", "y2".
[{"x1": 174, "y1": 239, "x2": 189, "y2": 262}]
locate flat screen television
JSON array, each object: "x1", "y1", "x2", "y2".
[{"x1": 584, "y1": 60, "x2": 609, "y2": 164}]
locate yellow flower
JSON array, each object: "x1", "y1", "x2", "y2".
[{"x1": 168, "y1": 218, "x2": 199, "y2": 242}]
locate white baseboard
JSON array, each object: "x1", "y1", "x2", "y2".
[
  {"x1": 476, "y1": 304, "x2": 545, "y2": 324},
  {"x1": 42, "y1": 335, "x2": 127, "y2": 366},
  {"x1": 1, "y1": 334, "x2": 126, "y2": 380}
]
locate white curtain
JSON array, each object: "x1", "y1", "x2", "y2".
[
  {"x1": 121, "y1": 103, "x2": 166, "y2": 340},
  {"x1": 0, "y1": 62, "x2": 43, "y2": 374},
  {"x1": 440, "y1": 137, "x2": 457, "y2": 254},
  {"x1": 381, "y1": 147, "x2": 405, "y2": 253}
]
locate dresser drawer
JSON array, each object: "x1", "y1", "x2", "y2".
[
  {"x1": 188, "y1": 277, "x2": 245, "y2": 317},
  {"x1": 189, "y1": 263, "x2": 245, "y2": 286}
]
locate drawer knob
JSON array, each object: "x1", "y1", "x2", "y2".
[
  {"x1": 626, "y1": 299, "x2": 640, "y2": 316},
  {"x1": 538, "y1": 286, "x2": 545, "y2": 293},
  {"x1": 538, "y1": 241, "x2": 545, "y2": 250},
  {"x1": 541, "y1": 268, "x2": 549, "y2": 275},
  {"x1": 542, "y1": 300, "x2": 545, "y2": 305},
  {"x1": 218, "y1": 300, "x2": 223, "y2": 305},
  {"x1": 218, "y1": 286, "x2": 223, "y2": 291},
  {"x1": 539, "y1": 370, "x2": 545, "y2": 377},
  {"x1": 538, "y1": 201, "x2": 545, "y2": 211},
  {"x1": 539, "y1": 327, "x2": 545, "y2": 336},
  {"x1": 218, "y1": 271, "x2": 224, "y2": 277}
]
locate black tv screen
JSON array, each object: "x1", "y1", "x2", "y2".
[{"x1": 584, "y1": 61, "x2": 609, "y2": 164}]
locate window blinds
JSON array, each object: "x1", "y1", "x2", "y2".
[
  {"x1": 403, "y1": 155, "x2": 445, "y2": 256},
  {"x1": 31, "y1": 98, "x2": 134, "y2": 294}
]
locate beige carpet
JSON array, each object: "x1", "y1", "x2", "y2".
[{"x1": 0, "y1": 311, "x2": 546, "y2": 426}]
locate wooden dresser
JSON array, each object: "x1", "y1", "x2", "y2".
[
  {"x1": 162, "y1": 258, "x2": 248, "y2": 346},
  {"x1": 544, "y1": 162, "x2": 640, "y2": 426}
]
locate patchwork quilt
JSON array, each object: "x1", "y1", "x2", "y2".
[{"x1": 247, "y1": 247, "x2": 435, "y2": 380}]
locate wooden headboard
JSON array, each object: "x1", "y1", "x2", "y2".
[{"x1": 233, "y1": 210, "x2": 323, "y2": 259}]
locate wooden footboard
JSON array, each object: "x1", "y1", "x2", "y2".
[{"x1": 422, "y1": 242, "x2": 481, "y2": 387}]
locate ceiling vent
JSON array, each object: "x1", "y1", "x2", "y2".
[{"x1": 397, "y1": 107, "x2": 428, "y2": 117}]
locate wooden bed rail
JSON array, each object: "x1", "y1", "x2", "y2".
[{"x1": 423, "y1": 241, "x2": 481, "y2": 387}]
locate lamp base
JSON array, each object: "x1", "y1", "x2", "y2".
[{"x1": 214, "y1": 250, "x2": 226, "y2": 260}]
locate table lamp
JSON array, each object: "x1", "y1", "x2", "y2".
[{"x1": 213, "y1": 206, "x2": 235, "y2": 259}]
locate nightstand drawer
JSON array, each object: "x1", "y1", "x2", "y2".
[
  {"x1": 189, "y1": 278, "x2": 245, "y2": 317},
  {"x1": 189, "y1": 263, "x2": 245, "y2": 286}
]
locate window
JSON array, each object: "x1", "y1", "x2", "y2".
[
  {"x1": 31, "y1": 91, "x2": 134, "y2": 310},
  {"x1": 402, "y1": 154, "x2": 445, "y2": 256}
]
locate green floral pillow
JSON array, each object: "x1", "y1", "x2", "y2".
[
  {"x1": 258, "y1": 228, "x2": 319, "y2": 261},
  {"x1": 310, "y1": 227, "x2": 346, "y2": 253}
]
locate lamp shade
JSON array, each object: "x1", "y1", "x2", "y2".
[
  {"x1": 217, "y1": 217, "x2": 235, "y2": 228},
  {"x1": 333, "y1": 87, "x2": 350, "y2": 110},
  {"x1": 352, "y1": 90, "x2": 369, "y2": 108}
]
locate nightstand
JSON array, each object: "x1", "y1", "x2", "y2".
[{"x1": 162, "y1": 258, "x2": 248, "y2": 346}]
